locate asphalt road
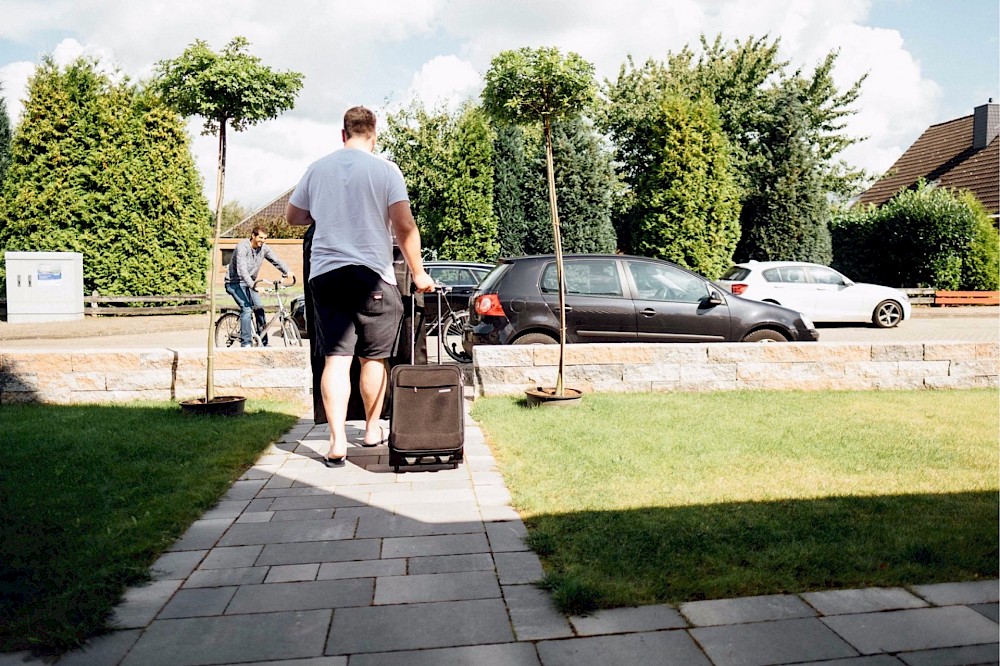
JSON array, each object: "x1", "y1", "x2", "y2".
[{"x1": 0, "y1": 307, "x2": 996, "y2": 349}]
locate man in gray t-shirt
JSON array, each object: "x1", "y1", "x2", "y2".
[{"x1": 287, "y1": 106, "x2": 433, "y2": 467}]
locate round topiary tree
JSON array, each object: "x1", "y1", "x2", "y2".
[
  {"x1": 482, "y1": 47, "x2": 596, "y2": 397},
  {"x1": 154, "y1": 36, "x2": 303, "y2": 404}
]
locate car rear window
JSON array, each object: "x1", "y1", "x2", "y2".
[
  {"x1": 720, "y1": 266, "x2": 750, "y2": 281},
  {"x1": 475, "y1": 263, "x2": 511, "y2": 292},
  {"x1": 428, "y1": 267, "x2": 478, "y2": 287}
]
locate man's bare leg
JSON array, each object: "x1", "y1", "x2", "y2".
[
  {"x1": 320, "y1": 354, "x2": 354, "y2": 461},
  {"x1": 359, "y1": 357, "x2": 389, "y2": 445}
]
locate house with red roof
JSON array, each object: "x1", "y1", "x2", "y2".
[{"x1": 856, "y1": 102, "x2": 999, "y2": 219}]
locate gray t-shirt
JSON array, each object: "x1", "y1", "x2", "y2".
[{"x1": 289, "y1": 148, "x2": 409, "y2": 285}]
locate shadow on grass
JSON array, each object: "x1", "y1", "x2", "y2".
[
  {"x1": 527, "y1": 490, "x2": 999, "y2": 615},
  {"x1": 0, "y1": 401, "x2": 301, "y2": 654}
]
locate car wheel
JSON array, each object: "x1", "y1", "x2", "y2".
[
  {"x1": 873, "y1": 300, "x2": 903, "y2": 328},
  {"x1": 513, "y1": 332, "x2": 558, "y2": 345},
  {"x1": 741, "y1": 328, "x2": 788, "y2": 343}
]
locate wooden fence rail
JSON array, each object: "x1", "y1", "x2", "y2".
[
  {"x1": 81, "y1": 292, "x2": 284, "y2": 316},
  {"x1": 85, "y1": 292, "x2": 209, "y2": 315},
  {"x1": 934, "y1": 290, "x2": 1000, "y2": 306}
]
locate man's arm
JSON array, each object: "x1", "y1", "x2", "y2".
[
  {"x1": 388, "y1": 200, "x2": 433, "y2": 293},
  {"x1": 286, "y1": 203, "x2": 314, "y2": 227},
  {"x1": 262, "y1": 245, "x2": 292, "y2": 278}
]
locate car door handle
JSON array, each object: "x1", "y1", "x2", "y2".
[{"x1": 641, "y1": 308, "x2": 657, "y2": 317}]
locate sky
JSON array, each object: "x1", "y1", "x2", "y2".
[{"x1": 0, "y1": 0, "x2": 997, "y2": 212}]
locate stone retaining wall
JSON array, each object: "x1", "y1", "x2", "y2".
[
  {"x1": 3, "y1": 342, "x2": 997, "y2": 405},
  {"x1": 472, "y1": 342, "x2": 1000, "y2": 396},
  {"x1": 0, "y1": 348, "x2": 309, "y2": 404}
]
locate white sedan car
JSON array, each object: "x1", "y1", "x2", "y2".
[{"x1": 717, "y1": 261, "x2": 911, "y2": 328}]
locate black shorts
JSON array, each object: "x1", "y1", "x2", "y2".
[{"x1": 310, "y1": 265, "x2": 403, "y2": 359}]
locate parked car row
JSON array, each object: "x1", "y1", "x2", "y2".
[
  {"x1": 462, "y1": 255, "x2": 818, "y2": 355},
  {"x1": 289, "y1": 254, "x2": 911, "y2": 361}
]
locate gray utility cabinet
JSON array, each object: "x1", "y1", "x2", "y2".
[{"x1": 5, "y1": 251, "x2": 84, "y2": 323}]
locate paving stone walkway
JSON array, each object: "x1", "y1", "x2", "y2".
[{"x1": 5, "y1": 403, "x2": 997, "y2": 666}]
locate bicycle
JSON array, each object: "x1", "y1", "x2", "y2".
[
  {"x1": 424, "y1": 286, "x2": 472, "y2": 364},
  {"x1": 214, "y1": 277, "x2": 303, "y2": 348}
]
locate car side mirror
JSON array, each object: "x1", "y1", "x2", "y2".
[
  {"x1": 842, "y1": 278, "x2": 854, "y2": 286},
  {"x1": 706, "y1": 290, "x2": 724, "y2": 306}
]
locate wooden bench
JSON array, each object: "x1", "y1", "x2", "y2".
[{"x1": 934, "y1": 290, "x2": 1000, "y2": 306}]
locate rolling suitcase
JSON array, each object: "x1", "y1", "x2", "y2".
[{"x1": 388, "y1": 291, "x2": 464, "y2": 472}]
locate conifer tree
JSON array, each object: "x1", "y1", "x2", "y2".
[
  {"x1": 602, "y1": 35, "x2": 862, "y2": 270},
  {"x1": 0, "y1": 86, "x2": 10, "y2": 184},
  {"x1": 525, "y1": 117, "x2": 617, "y2": 255},
  {"x1": 602, "y1": 84, "x2": 740, "y2": 278},
  {"x1": 736, "y1": 88, "x2": 833, "y2": 263},
  {"x1": 437, "y1": 105, "x2": 498, "y2": 261},
  {"x1": 0, "y1": 57, "x2": 211, "y2": 294},
  {"x1": 492, "y1": 124, "x2": 531, "y2": 257}
]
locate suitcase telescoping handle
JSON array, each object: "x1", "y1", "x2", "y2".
[{"x1": 410, "y1": 287, "x2": 447, "y2": 366}]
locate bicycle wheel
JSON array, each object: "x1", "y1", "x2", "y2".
[
  {"x1": 214, "y1": 312, "x2": 241, "y2": 348},
  {"x1": 281, "y1": 317, "x2": 302, "y2": 347},
  {"x1": 441, "y1": 310, "x2": 472, "y2": 363}
]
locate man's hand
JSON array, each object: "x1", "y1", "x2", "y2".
[
  {"x1": 412, "y1": 270, "x2": 435, "y2": 293},
  {"x1": 283, "y1": 272, "x2": 295, "y2": 285}
]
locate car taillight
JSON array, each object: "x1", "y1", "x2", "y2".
[
  {"x1": 731, "y1": 283, "x2": 748, "y2": 295},
  {"x1": 474, "y1": 293, "x2": 505, "y2": 317}
]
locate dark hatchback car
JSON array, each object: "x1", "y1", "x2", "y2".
[
  {"x1": 463, "y1": 254, "x2": 818, "y2": 354},
  {"x1": 290, "y1": 261, "x2": 493, "y2": 338}
]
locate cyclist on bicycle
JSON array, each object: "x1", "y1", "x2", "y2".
[{"x1": 225, "y1": 226, "x2": 295, "y2": 347}]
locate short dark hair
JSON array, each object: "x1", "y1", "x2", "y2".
[
  {"x1": 344, "y1": 106, "x2": 376, "y2": 139},
  {"x1": 252, "y1": 226, "x2": 267, "y2": 238}
]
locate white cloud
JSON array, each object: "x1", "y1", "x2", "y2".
[
  {"x1": 404, "y1": 55, "x2": 482, "y2": 112},
  {"x1": 191, "y1": 116, "x2": 343, "y2": 209},
  {"x1": 0, "y1": 60, "x2": 34, "y2": 122},
  {"x1": 0, "y1": 1, "x2": 78, "y2": 40},
  {"x1": 1, "y1": 37, "x2": 127, "y2": 122}
]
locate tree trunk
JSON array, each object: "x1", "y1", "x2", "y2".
[
  {"x1": 206, "y1": 121, "x2": 227, "y2": 402},
  {"x1": 544, "y1": 115, "x2": 566, "y2": 396}
]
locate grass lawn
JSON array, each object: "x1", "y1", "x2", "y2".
[
  {"x1": 0, "y1": 400, "x2": 303, "y2": 654},
  {"x1": 471, "y1": 389, "x2": 999, "y2": 614}
]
